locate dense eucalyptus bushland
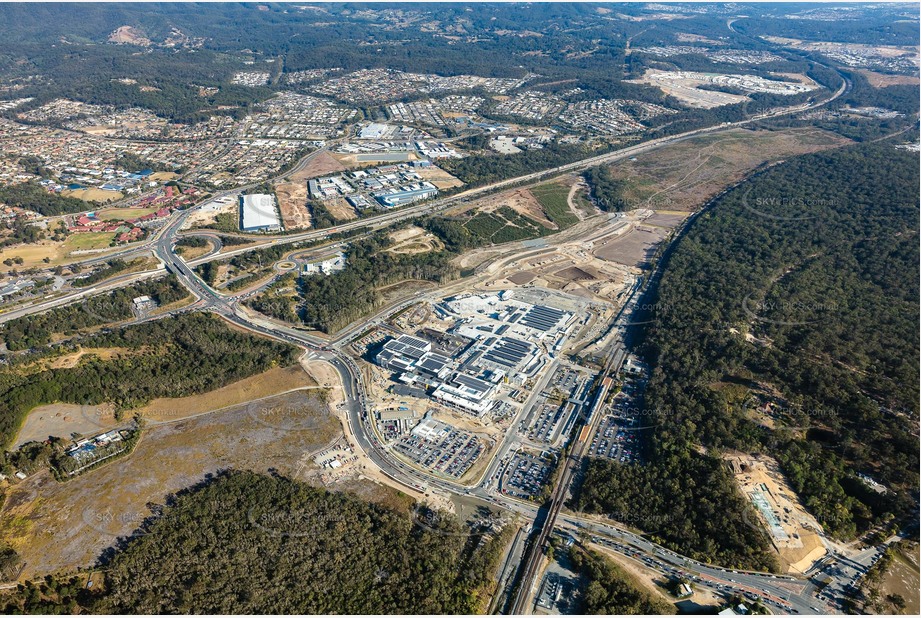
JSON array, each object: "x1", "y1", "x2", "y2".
[{"x1": 573, "y1": 141, "x2": 919, "y2": 563}]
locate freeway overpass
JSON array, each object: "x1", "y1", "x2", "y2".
[
  {"x1": 0, "y1": 67, "x2": 864, "y2": 614},
  {"x1": 1, "y1": 71, "x2": 849, "y2": 328}
]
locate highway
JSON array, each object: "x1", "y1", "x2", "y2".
[
  {"x1": 0, "y1": 70, "x2": 849, "y2": 327},
  {"x1": 1, "y1": 70, "x2": 875, "y2": 615},
  {"x1": 506, "y1": 251, "x2": 650, "y2": 615}
]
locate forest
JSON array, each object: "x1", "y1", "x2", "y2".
[
  {"x1": 0, "y1": 470, "x2": 512, "y2": 614},
  {"x1": 440, "y1": 140, "x2": 612, "y2": 187},
  {"x1": 71, "y1": 257, "x2": 146, "y2": 288},
  {"x1": 0, "y1": 182, "x2": 93, "y2": 216},
  {"x1": 582, "y1": 166, "x2": 627, "y2": 212},
  {"x1": 568, "y1": 545, "x2": 675, "y2": 615},
  {"x1": 0, "y1": 275, "x2": 187, "y2": 350},
  {"x1": 249, "y1": 231, "x2": 458, "y2": 333},
  {"x1": 573, "y1": 140, "x2": 919, "y2": 560},
  {"x1": 0, "y1": 312, "x2": 298, "y2": 451}
]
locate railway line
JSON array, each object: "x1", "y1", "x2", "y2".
[{"x1": 0, "y1": 67, "x2": 866, "y2": 615}]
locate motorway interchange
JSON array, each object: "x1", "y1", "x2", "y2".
[{"x1": 0, "y1": 75, "x2": 881, "y2": 614}]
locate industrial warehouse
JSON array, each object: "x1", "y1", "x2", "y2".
[
  {"x1": 239, "y1": 193, "x2": 281, "y2": 232},
  {"x1": 308, "y1": 161, "x2": 443, "y2": 210},
  {"x1": 374, "y1": 291, "x2": 577, "y2": 416}
]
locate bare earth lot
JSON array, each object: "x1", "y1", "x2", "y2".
[
  {"x1": 593, "y1": 224, "x2": 668, "y2": 268},
  {"x1": 299, "y1": 150, "x2": 347, "y2": 179},
  {"x1": 386, "y1": 225, "x2": 444, "y2": 255},
  {"x1": 325, "y1": 197, "x2": 358, "y2": 221},
  {"x1": 274, "y1": 181, "x2": 312, "y2": 229},
  {"x1": 726, "y1": 453, "x2": 826, "y2": 574},
  {"x1": 415, "y1": 166, "x2": 464, "y2": 190},
  {"x1": 274, "y1": 151, "x2": 348, "y2": 229},
  {"x1": 13, "y1": 403, "x2": 117, "y2": 449}
]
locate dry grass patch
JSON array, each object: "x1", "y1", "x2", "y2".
[
  {"x1": 601, "y1": 128, "x2": 850, "y2": 211},
  {"x1": 135, "y1": 365, "x2": 317, "y2": 422},
  {"x1": 0, "y1": 388, "x2": 340, "y2": 578}
]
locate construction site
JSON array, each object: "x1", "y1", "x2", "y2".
[{"x1": 726, "y1": 453, "x2": 828, "y2": 575}]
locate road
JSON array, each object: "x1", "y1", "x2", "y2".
[
  {"x1": 3, "y1": 71, "x2": 877, "y2": 614},
  {"x1": 0, "y1": 71, "x2": 850, "y2": 326}
]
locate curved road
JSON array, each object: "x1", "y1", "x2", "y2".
[{"x1": 1, "y1": 69, "x2": 865, "y2": 614}]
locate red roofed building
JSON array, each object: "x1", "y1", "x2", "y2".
[{"x1": 116, "y1": 227, "x2": 144, "y2": 243}]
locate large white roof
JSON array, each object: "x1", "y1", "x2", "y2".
[{"x1": 241, "y1": 194, "x2": 280, "y2": 230}]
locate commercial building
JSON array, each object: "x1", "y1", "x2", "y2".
[
  {"x1": 376, "y1": 334, "x2": 432, "y2": 372},
  {"x1": 240, "y1": 193, "x2": 281, "y2": 232},
  {"x1": 359, "y1": 123, "x2": 393, "y2": 139},
  {"x1": 375, "y1": 333, "x2": 501, "y2": 416},
  {"x1": 303, "y1": 252, "x2": 346, "y2": 276},
  {"x1": 373, "y1": 182, "x2": 438, "y2": 208},
  {"x1": 432, "y1": 373, "x2": 495, "y2": 415},
  {"x1": 373, "y1": 291, "x2": 579, "y2": 417}
]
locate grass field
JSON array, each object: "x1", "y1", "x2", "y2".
[
  {"x1": 96, "y1": 207, "x2": 161, "y2": 221},
  {"x1": 61, "y1": 188, "x2": 123, "y2": 203},
  {"x1": 134, "y1": 365, "x2": 317, "y2": 422},
  {"x1": 879, "y1": 543, "x2": 920, "y2": 615},
  {"x1": 64, "y1": 232, "x2": 117, "y2": 251},
  {"x1": 602, "y1": 127, "x2": 850, "y2": 211},
  {"x1": 530, "y1": 182, "x2": 580, "y2": 229},
  {"x1": 0, "y1": 232, "x2": 118, "y2": 268}
]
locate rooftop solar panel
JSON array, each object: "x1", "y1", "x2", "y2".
[{"x1": 487, "y1": 352, "x2": 521, "y2": 364}]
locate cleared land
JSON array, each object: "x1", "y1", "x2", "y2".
[
  {"x1": 879, "y1": 543, "x2": 920, "y2": 615},
  {"x1": 96, "y1": 207, "x2": 161, "y2": 221},
  {"x1": 273, "y1": 181, "x2": 311, "y2": 230},
  {"x1": 592, "y1": 223, "x2": 669, "y2": 269},
  {"x1": 726, "y1": 453, "x2": 826, "y2": 575},
  {"x1": 856, "y1": 69, "x2": 920, "y2": 88},
  {"x1": 13, "y1": 403, "x2": 117, "y2": 449},
  {"x1": 458, "y1": 213, "x2": 642, "y2": 310},
  {"x1": 299, "y1": 150, "x2": 347, "y2": 178},
  {"x1": 763, "y1": 37, "x2": 919, "y2": 64},
  {"x1": 133, "y1": 365, "x2": 318, "y2": 422},
  {"x1": 415, "y1": 166, "x2": 464, "y2": 190},
  {"x1": 639, "y1": 74, "x2": 747, "y2": 108},
  {"x1": 325, "y1": 197, "x2": 358, "y2": 221},
  {"x1": 598, "y1": 127, "x2": 850, "y2": 211},
  {"x1": 274, "y1": 151, "x2": 348, "y2": 229},
  {"x1": 0, "y1": 232, "x2": 120, "y2": 268},
  {"x1": 451, "y1": 187, "x2": 557, "y2": 230},
  {"x1": 386, "y1": 225, "x2": 444, "y2": 255},
  {"x1": 61, "y1": 188, "x2": 123, "y2": 203},
  {"x1": 13, "y1": 365, "x2": 316, "y2": 447},
  {"x1": 182, "y1": 200, "x2": 236, "y2": 229},
  {"x1": 0, "y1": 388, "x2": 340, "y2": 578},
  {"x1": 333, "y1": 151, "x2": 418, "y2": 167}
]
